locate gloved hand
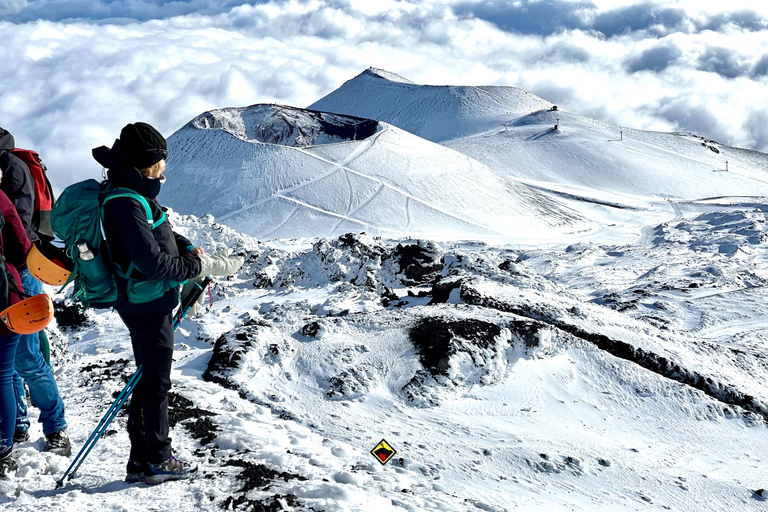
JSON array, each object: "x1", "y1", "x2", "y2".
[
  {"x1": 180, "y1": 277, "x2": 208, "y2": 317},
  {"x1": 196, "y1": 250, "x2": 244, "y2": 278}
]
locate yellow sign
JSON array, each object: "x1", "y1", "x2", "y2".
[{"x1": 371, "y1": 439, "x2": 397, "y2": 465}]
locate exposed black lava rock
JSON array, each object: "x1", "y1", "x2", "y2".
[
  {"x1": 593, "y1": 292, "x2": 638, "y2": 312},
  {"x1": 498, "y1": 259, "x2": 522, "y2": 272},
  {"x1": 221, "y1": 458, "x2": 307, "y2": 510},
  {"x1": 326, "y1": 368, "x2": 369, "y2": 399},
  {"x1": 80, "y1": 358, "x2": 132, "y2": 387},
  {"x1": 54, "y1": 300, "x2": 90, "y2": 330},
  {"x1": 302, "y1": 322, "x2": 321, "y2": 337},
  {"x1": 380, "y1": 286, "x2": 399, "y2": 307},
  {"x1": 429, "y1": 278, "x2": 463, "y2": 304},
  {"x1": 509, "y1": 319, "x2": 549, "y2": 349},
  {"x1": 167, "y1": 392, "x2": 219, "y2": 445},
  {"x1": 393, "y1": 241, "x2": 444, "y2": 285},
  {"x1": 222, "y1": 493, "x2": 301, "y2": 512},
  {"x1": 409, "y1": 317, "x2": 502, "y2": 377},
  {"x1": 337, "y1": 233, "x2": 387, "y2": 259},
  {"x1": 226, "y1": 458, "x2": 307, "y2": 492},
  {"x1": 203, "y1": 323, "x2": 266, "y2": 390},
  {"x1": 460, "y1": 284, "x2": 768, "y2": 423}
]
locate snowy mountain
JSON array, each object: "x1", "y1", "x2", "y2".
[
  {"x1": 311, "y1": 68, "x2": 768, "y2": 216},
  {"x1": 162, "y1": 103, "x2": 589, "y2": 241},
  {"x1": 5, "y1": 70, "x2": 768, "y2": 511},
  {"x1": 309, "y1": 68, "x2": 554, "y2": 143}
]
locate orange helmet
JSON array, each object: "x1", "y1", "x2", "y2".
[
  {"x1": 0, "y1": 293, "x2": 54, "y2": 335},
  {"x1": 27, "y1": 243, "x2": 73, "y2": 286}
]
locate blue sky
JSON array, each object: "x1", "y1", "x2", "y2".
[{"x1": 2, "y1": 0, "x2": 768, "y2": 189}]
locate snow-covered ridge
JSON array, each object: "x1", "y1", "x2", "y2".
[
  {"x1": 309, "y1": 69, "x2": 553, "y2": 142},
  {"x1": 310, "y1": 68, "x2": 768, "y2": 213},
  {"x1": 164, "y1": 112, "x2": 590, "y2": 241},
  {"x1": 187, "y1": 104, "x2": 379, "y2": 148},
  {"x1": 363, "y1": 67, "x2": 415, "y2": 84}
]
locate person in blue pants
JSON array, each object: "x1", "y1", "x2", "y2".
[
  {"x1": 0, "y1": 128, "x2": 69, "y2": 455},
  {"x1": 0, "y1": 181, "x2": 34, "y2": 476},
  {"x1": 13, "y1": 269, "x2": 70, "y2": 456},
  {"x1": 0, "y1": 332, "x2": 21, "y2": 476}
]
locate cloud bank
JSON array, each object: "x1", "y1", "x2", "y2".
[{"x1": 1, "y1": 0, "x2": 767, "y2": 191}]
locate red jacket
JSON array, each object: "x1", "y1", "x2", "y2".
[{"x1": 0, "y1": 190, "x2": 32, "y2": 333}]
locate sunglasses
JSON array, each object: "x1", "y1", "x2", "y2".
[{"x1": 146, "y1": 148, "x2": 169, "y2": 157}]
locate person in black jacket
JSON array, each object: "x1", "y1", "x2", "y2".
[
  {"x1": 0, "y1": 129, "x2": 34, "y2": 238},
  {"x1": 0, "y1": 127, "x2": 69, "y2": 455},
  {"x1": 93, "y1": 122, "x2": 242, "y2": 484}
]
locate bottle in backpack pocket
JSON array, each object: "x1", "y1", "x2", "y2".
[{"x1": 76, "y1": 242, "x2": 117, "y2": 297}]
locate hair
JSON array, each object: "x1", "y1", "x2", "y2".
[{"x1": 140, "y1": 160, "x2": 164, "y2": 177}]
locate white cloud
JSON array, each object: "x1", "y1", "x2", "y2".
[{"x1": 1, "y1": 0, "x2": 767, "y2": 192}]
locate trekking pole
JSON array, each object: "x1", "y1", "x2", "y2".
[
  {"x1": 55, "y1": 277, "x2": 213, "y2": 489},
  {"x1": 56, "y1": 367, "x2": 143, "y2": 488}
]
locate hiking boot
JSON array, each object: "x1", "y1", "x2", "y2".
[
  {"x1": 44, "y1": 430, "x2": 72, "y2": 456},
  {"x1": 125, "y1": 459, "x2": 149, "y2": 483},
  {"x1": 0, "y1": 450, "x2": 17, "y2": 478},
  {"x1": 13, "y1": 429, "x2": 29, "y2": 444},
  {"x1": 145, "y1": 456, "x2": 197, "y2": 485}
]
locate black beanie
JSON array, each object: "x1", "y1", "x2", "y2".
[{"x1": 118, "y1": 122, "x2": 167, "y2": 170}]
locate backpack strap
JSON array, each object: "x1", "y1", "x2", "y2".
[{"x1": 100, "y1": 187, "x2": 166, "y2": 279}]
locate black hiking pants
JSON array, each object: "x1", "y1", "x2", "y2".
[{"x1": 118, "y1": 310, "x2": 174, "y2": 465}]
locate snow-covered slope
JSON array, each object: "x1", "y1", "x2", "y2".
[
  {"x1": 162, "y1": 103, "x2": 590, "y2": 241},
  {"x1": 310, "y1": 69, "x2": 768, "y2": 211},
  {"x1": 309, "y1": 68, "x2": 553, "y2": 143},
  {"x1": 8, "y1": 211, "x2": 767, "y2": 511},
  {"x1": 445, "y1": 110, "x2": 768, "y2": 202}
]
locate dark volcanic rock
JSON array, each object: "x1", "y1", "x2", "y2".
[
  {"x1": 203, "y1": 320, "x2": 269, "y2": 390},
  {"x1": 409, "y1": 317, "x2": 502, "y2": 377},
  {"x1": 54, "y1": 300, "x2": 91, "y2": 330},
  {"x1": 393, "y1": 241, "x2": 444, "y2": 285}
]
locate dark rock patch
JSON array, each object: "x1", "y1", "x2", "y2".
[
  {"x1": 429, "y1": 278, "x2": 462, "y2": 304},
  {"x1": 222, "y1": 493, "x2": 302, "y2": 512},
  {"x1": 54, "y1": 300, "x2": 91, "y2": 330},
  {"x1": 221, "y1": 458, "x2": 307, "y2": 510},
  {"x1": 80, "y1": 358, "x2": 132, "y2": 387},
  {"x1": 592, "y1": 292, "x2": 638, "y2": 312},
  {"x1": 509, "y1": 319, "x2": 549, "y2": 349},
  {"x1": 302, "y1": 322, "x2": 320, "y2": 337},
  {"x1": 460, "y1": 285, "x2": 768, "y2": 423},
  {"x1": 203, "y1": 322, "x2": 267, "y2": 390},
  {"x1": 337, "y1": 233, "x2": 386, "y2": 259},
  {"x1": 392, "y1": 241, "x2": 443, "y2": 285},
  {"x1": 409, "y1": 317, "x2": 502, "y2": 377},
  {"x1": 167, "y1": 392, "x2": 219, "y2": 446}
]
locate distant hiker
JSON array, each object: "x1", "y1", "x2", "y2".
[
  {"x1": 0, "y1": 127, "x2": 70, "y2": 456},
  {"x1": 0, "y1": 180, "x2": 33, "y2": 476},
  {"x1": 93, "y1": 122, "x2": 243, "y2": 484}
]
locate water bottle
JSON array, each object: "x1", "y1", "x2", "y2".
[
  {"x1": 75, "y1": 241, "x2": 117, "y2": 300},
  {"x1": 77, "y1": 243, "x2": 95, "y2": 261}
]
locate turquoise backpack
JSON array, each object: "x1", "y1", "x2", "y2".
[{"x1": 51, "y1": 179, "x2": 183, "y2": 308}]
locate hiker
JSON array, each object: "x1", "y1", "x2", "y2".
[
  {"x1": 0, "y1": 179, "x2": 33, "y2": 476},
  {"x1": 93, "y1": 122, "x2": 243, "y2": 484},
  {"x1": 0, "y1": 127, "x2": 69, "y2": 455}
]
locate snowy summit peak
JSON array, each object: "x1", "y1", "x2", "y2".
[
  {"x1": 361, "y1": 67, "x2": 416, "y2": 84},
  {"x1": 310, "y1": 69, "x2": 552, "y2": 142}
]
